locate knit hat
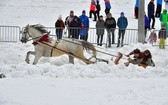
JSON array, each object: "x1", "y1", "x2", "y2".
[
  {"x1": 82, "y1": 10, "x2": 86, "y2": 14},
  {"x1": 120, "y1": 12, "x2": 124, "y2": 16}
]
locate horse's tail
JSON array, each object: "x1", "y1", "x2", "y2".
[{"x1": 80, "y1": 40, "x2": 97, "y2": 58}]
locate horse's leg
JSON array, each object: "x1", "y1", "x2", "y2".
[
  {"x1": 25, "y1": 51, "x2": 35, "y2": 64},
  {"x1": 33, "y1": 51, "x2": 43, "y2": 65},
  {"x1": 68, "y1": 55, "x2": 74, "y2": 64}
]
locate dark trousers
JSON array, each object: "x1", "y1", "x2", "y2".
[
  {"x1": 134, "y1": 7, "x2": 138, "y2": 18},
  {"x1": 105, "y1": 8, "x2": 110, "y2": 15},
  {"x1": 56, "y1": 29, "x2": 63, "y2": 40},
  {"x1": 107, "y1": 29, "x2": 115, "y2": 47},
  {"x1": 155, "y1": 4, "x2": 162, "y2": 17},
  {"x1": 95, "y1": 10, "x2": 100, "y2": 19},
  {"x1": 89, "y1": 10, "x2": 97, "y2": 20},
  {"x1": 80, "y1": 34, "x2": 88, "y2": 41},
  {"x1": 149, "y1": 15, "x2": 155, "y2": 28},
  {"x1": 97, "y1": 35, "x2": 103, "y2": 45},
  {"x1": 117, "y1": 29, "x2": 125, "y2": 46}
]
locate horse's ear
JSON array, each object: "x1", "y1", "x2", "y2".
[{"x1": 26, "y1": 24, "x2": 29, "y2": 28}]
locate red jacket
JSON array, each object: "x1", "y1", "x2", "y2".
[{"x1": 90, "y1": 3, "x2": 96, "y2": 11}]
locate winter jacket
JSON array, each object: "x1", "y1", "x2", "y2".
[
  {"x1": 135, "y1": 0, "x2": 139, "y2": 7},
  {"x1": 148, "y1": 1, "x2": 155, "y2": 17},
  {"x1": 145, "y1": 15, "x2": 150, "y2": 29},
  {"x1": 79, "y1": 15, "x2": 89, "y2": 36},
  {"x1": 90, "y1": 3, "x2": 96, "y2": 11},
  {"x1": 55, "y1": 20, "x2": 65, "y2": 32},
  {"x1": 158, "y1": 28, "x2": 167, "y2": 39},
  {"x1": 104, "y1": 17, "x2": 116, "y2": 29},
  {"x1": 160, "y1": 10, "x2": 168, "y2": 24},
  {"x1": 104, "y1": 0, "x2": 111, "y2": 9},
  {"x1": 69, "y1": 17, "x2": 81, "y2": 38},
  {"x1": 157, "y1": 0, "x2": 163, "y2": 4},
  {"x1": 117, "y1": 16, "x2": 128, "y2": 29},
  {"x1": 65, "y1": 16, "x2": 74, "y2": 27},
  {"x1": 96, "y1": 4, "x2": 101, "y2": 11},
  {"x1": 96, "y1": 20, "x2": 105, "y2": 35}
]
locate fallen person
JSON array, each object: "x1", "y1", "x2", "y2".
[{"x1": 124, "y1": 49, "x2": 155, "y2": 68}]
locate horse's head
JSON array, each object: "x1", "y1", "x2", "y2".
[{"x1": 20, "y1": 24, "x2": 30, "y2": 43}]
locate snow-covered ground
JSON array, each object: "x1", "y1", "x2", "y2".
[{"x1": 0, "y1": 0, "x2": 168, "y2": 105}]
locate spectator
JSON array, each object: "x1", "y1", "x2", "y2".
[
  {"x1": 134, "y1": 0, "x2": 139, "y2": 19},
  {"x1": 69, "y1": 16, "x2": 81, "y2": 39},
  {"x1": 95, "y1": 1, "x2": 101, "y2": 19},
  {"x1": 158, "y1": 24, "x2": 167, "y2": 49},
  {"x1": 155, "y1": 0, "x2": 163, "y2": 17},
  {"x1": 104, "y1": 0, "x2": 111, "y2": 15},
  {"x1": 79, "y1": 10, "x2": 90, "y2": 41},
  {"x1": 55, "y1": 15, "x2": 65, "y2": 40},
  {"x1": 117, "y1": 12, "x2": 128, "y2": 47},
  {"x1": 89, "y1": 2, "x2": 97, "y2": 21},
  {"x1": 160, "y1": 9, "x2": 168, "y2": 31},
  {"x1": 104, "y1": 13, "x2": 116, "y2": 47},
  {"x1": 96, "y1": 15, "x2": 105, "y2": 46},
  {"x1": 148, "y1": 0, "x2": 155, "y2": 29},
  {"x1": 65, "y1": 10, "x2": 75, "y2": 38}
]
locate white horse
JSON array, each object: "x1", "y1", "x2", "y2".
[{"x1": 20, "y1": 24, "x2": 97, "y2": 65}]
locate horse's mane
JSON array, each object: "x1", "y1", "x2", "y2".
[{"x1": 30, "y1": 24, "x2": 49, "y2": 33}]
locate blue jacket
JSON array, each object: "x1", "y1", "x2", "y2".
[
  {"x1": 135, "y1": 0, "x2": 139, "y2": 7},
  {"x1": 79, "y1": 15, "x2": 89, "y2": 36},
  {"x1": 148, "y1": 2, "x2": 155, "y2": 17},
  {"x1": 157, "y1": 0, "x2": 162, "y2": 4},
  {"x1": 117, "y1": 16, "x2": 128, "y2": 29},
  {"x1": 105, "y1": 3, "x2": 111, "y2": 9}
]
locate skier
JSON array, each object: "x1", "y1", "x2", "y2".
[
  {"x1": 155, "y1": 0, "x2": 163, "y2": 18},
  {"x1": 104, "y1": 0, "x2": 111, "y2": 15},
  {"x1": 134, "y1": 0, "x2": 139, "y2": 19}
]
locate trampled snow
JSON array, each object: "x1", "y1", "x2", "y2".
[{"x1": 0, "y1": 0, "x2": 168, "y2": 105}]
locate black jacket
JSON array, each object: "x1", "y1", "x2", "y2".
[
  {"x1": 104, "y1": 17, "x2": 116, "y2": 29},
  {"x1": 148, "y1": 2, "x2": 155, "y2": 17}
]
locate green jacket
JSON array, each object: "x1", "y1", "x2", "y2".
[{"x1": 160, "y1": 11, "x2": 168, "y2": 24}]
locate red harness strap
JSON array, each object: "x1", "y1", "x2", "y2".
[{"x1": 32, "y1": 34, "x2": 50, "y2": 46}]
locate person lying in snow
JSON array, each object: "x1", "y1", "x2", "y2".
[{"x1": 124, "y1": 49, "x2": 155, "y2": 68}]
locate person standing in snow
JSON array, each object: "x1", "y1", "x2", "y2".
[
  {"x1": 104, "y1": 0, "x2": 111, "y2": 15},
  {"x1": 96, "y1": 15, "x2": 105, "y2": 46},
  {"x1": 148, "y1": 0, "x2": 155, "y2": 29},
  {"x1": 79, "y1": 10, "x2": 90, "y2": 41},
  {"x1": 116, "y1": 12, "x2": 128, "y2": 47},
  {"x1": 69, "y1": 16, "x2": 81, "y2": 39},
  {"x1": 158, "y1": 24, "x2": 167, "y2": 49},
  {"x1": 65, "y1": 10, "x2": 75, "y2": 38},
  {"x1": 160, "y1": 9, "x2": 168, "y2": 31},
  {"x1": 104, "y1": 13, "x2": 116, "y2": 48},
  {"x1": 155, "y1": 0, "x2": 163, "y2": 18},
  {"x1": 134, "y1": 0, "x2": 139, "y2": 19},
  {"x1": 55, "y1": 15, "x2": 65, "y2": 40},
  {"x1": 95, "y1": 0, "x2": 101, "y2": 19},
  {"x1": 89, "y1": 2, "x2": 97, "y2": 21}
]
